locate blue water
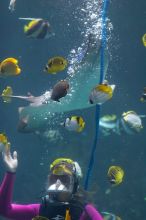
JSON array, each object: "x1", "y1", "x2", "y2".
[{"x1": 0, "y1": 0, "x2": 146, "y2": 219}]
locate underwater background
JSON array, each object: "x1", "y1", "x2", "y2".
[{"x1": 0, "y1": 0, "x2": 146, "y2": 219}]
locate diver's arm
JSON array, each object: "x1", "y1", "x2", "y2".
[
  {"x1": 80, "y1": 204, "x2": 103, "y2": 220},
  {"x1": 0, "y1": 172, "x2": 40, "y2": 219},
  {"x1": 0, "y1": 145, "x2": 40, "y2": 219}
]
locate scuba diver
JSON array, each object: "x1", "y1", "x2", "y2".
[
  {"x1": 0, "y1": 142, "x2": 103, "y2": 220},
  {"x1": 99, "y1": 111, "x2": 145, "y2": 136}
]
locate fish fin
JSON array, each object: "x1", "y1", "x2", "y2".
[
  {"x1": 77, "y1": 121, "x2": 85, "y2": 132},
  {"x1": 2, "y1": 58, "x2": 18, "y2": 64},
  {"x1": 24, "y1": 25, "x2": 28, "y2": 33},
  {"x1": 19, "y1": 17, "x2": 41, "y2": 21},
  {"x1": 77, "y1": 127, "x2": 83, "y2": 132},
  {"x1": 15, "y1": 67, "x2": 21, "y2": 75},
  {"x1": 18, "y1": 107, "x2": 24, "y2": 114},
  {"x1": 60, "y1": 122, "x2": 65, "y2": 126}
]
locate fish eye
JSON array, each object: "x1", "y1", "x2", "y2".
[
  {"x1": 76, "y1": 117, "x2": 80, "y2": 123},
  {"x1": 48, "y1": 61, "x2": 53, "y2": 68},
  {"x1": 89, "y1": 99, "x2": 93, "y2": 104}
]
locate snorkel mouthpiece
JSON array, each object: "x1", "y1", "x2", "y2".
[{"x1": 48, "y1": 179, "x2": 67, "y2": 191}]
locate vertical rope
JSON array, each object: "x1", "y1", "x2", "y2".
[{"x1": 84, "y1": 0, "x2": 109, "y2": 190}]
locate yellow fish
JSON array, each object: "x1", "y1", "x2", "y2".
[
  {"x1": 0, "y1": 58, "x2": 21, "y2": 77},
  {"x1": 89, "y1": 81, "x2": 115, "y2": 104},
  {"x1": 107, "y1": 166, "x2": 124, "y2": 186},
  {"x1": 142, "y1": 33, "x2": 146, "y2": 47},
  {"x1": 45, "y1": 56, "x2": 68, "y2": 74},
  {"x1": 0, "y1": 133, "x2": 8, "y2": 145},
  {"x1": 0, "y1": 133, "x2": 10, "y2": 152},
  {"x1": 23, "y1": 18, "x2": 52, "y2": 39},
  {"x1": 32, "y1": 216, "x2": 49, "y2": 220},
  {"x1": 62, "y1": 116, "x2": 85, "y2": 132},
  {"x1": 1, "y1": 86, "x2": 13, "y2": 103}
]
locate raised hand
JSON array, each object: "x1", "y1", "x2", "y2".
[{"x1": 2, "y1": 143, "x2": 18, "y2": 173}]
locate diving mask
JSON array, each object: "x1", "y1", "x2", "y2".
[{"x1": 47, "y1": 174, "x2": 75, "y2": 202}]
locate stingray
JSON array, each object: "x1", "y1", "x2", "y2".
[{"x1": 16, "y1": 35, "x2": 109, "y2": 133}]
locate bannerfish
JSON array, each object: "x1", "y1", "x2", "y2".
[{"x1": 20, "y1": 18, "x2": 52, "y2": 39}]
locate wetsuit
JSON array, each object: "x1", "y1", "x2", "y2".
[{"x1": 0, "y1": 172, "x2": 103, "y2": 220}]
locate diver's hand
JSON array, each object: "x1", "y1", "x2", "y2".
[{"x1": 2, "y1": 143, "x2": 18, "y2": 173}]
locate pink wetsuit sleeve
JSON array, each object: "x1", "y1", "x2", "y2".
[
  {"x1": 79, "y1": 204, "x2": 103, "y2": 220},
  {"x1": 0, "y1": 172, "x2": 41, "y2": 220}
]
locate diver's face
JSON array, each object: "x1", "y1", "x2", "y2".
[{"x1": 47, "y1": 175, "x2": 74, "y2": 202}]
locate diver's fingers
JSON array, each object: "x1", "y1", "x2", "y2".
[
  {"x1": 4, "y1": 142, "x2": 11, "y2": 156},
  {"x1": 13, "y1": 151, "x2": 17, "y2": 160}
]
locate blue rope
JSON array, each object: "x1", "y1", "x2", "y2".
[
  {"x1": 84, "y1": 0, "x2": 109, "y2": 190},
  {"x1": 100, "y1": 0, "x2": 109, "y2": 84}
]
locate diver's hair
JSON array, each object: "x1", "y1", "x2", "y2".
[{"x1": 73, "y1": 186, "x2": 95, "y2": 204}]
